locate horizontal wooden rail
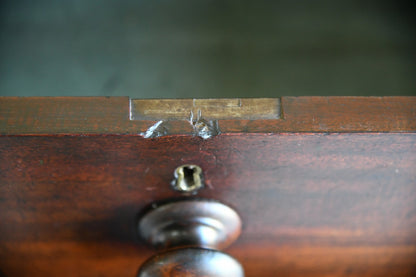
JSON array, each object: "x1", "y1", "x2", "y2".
[{"x1": 1, "y1": 97, "x2": 415, "y2": 135}]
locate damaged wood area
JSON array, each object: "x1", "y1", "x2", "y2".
[
  {"x1": 1, "y1": 97, "x2": 415, "y2": 136},
  {"x1": 140, "y1": 110, "x2": 221, "y2": 139},
  {"x1": 135, "y1": 98, "x2": 279, "y2": 138}
]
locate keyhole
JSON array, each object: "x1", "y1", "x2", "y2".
[
  {"x1": 172, "y1": 165, "x2": 204, "y2": 193},
  {"x1": 183, "y1": 166, "x2": 196, "y2": 187}
]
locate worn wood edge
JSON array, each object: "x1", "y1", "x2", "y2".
[{"x1": 1, "y1": 96, "x2": 415, "y2": 135}]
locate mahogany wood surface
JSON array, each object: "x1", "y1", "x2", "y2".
[
  {"x1": 0, "y1": 134, "x2": 415, "y2": 276},
  {"x1": 1, "y1": 97, "x2": 416, "y2": 276}
]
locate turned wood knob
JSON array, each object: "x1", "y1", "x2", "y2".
[
  {"x1": 138, "y1": 199, "x2": 242, "y2": 250},
  {"x1": 137, "y1": 248, "x2": 244, "y2": 277},
  {"x1": 137, "y1": 199, "x2": 244, "y2": 277}
]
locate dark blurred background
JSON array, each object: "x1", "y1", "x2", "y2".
[{"x1": 0, "y1": 0, "x2": 415, "y2": 97}]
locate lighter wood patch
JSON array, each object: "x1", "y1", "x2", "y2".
[{"x1": 130, "y1": 98, "x2": 281, "y2": 120}]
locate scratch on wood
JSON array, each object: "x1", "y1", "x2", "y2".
[
  {"x1": 190, "y1": 110, "x2": 220, "y2": 139},
  {"x1": 140, "y1": 121, "x2": 169, "y2": 138},
  {"x1": 140, "y1": 114, "x2": 220, "y2": 139}
]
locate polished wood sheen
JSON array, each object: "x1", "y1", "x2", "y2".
[{"x1": 0, "y1": 97, "x2": 415, "y2": 276}]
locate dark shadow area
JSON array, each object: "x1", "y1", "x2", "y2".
[
  {"x1": 76, "y1": 197, "x2": 191, "y2": 245},
  {"x1": 0, "y1": 0, "x2": 415, "y2": 97},
  {"x1": 76, "y1": 204, "x2": 142, "y2": 244}
]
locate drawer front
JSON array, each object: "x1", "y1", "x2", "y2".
[{"x1": 1, "y1": 97, "x2": 415, "y2": 276}]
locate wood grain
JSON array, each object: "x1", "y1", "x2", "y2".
[
  {"x1": 1, "y1": 97, "x2": 415, "y2": 134},
  {"x1": 0, "y1": 134, "x2": 415, "y2": 276}
]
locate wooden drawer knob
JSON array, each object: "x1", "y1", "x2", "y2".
[
  {"x1": 136, "y1": 199, "x2": 244, "y2": 277},
  {"x1": 137, "y1": 248, "x2": 244, "y2": 277},
  {"x1": 138, "y1": 199, "x2": 242, "y2": 250}
]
